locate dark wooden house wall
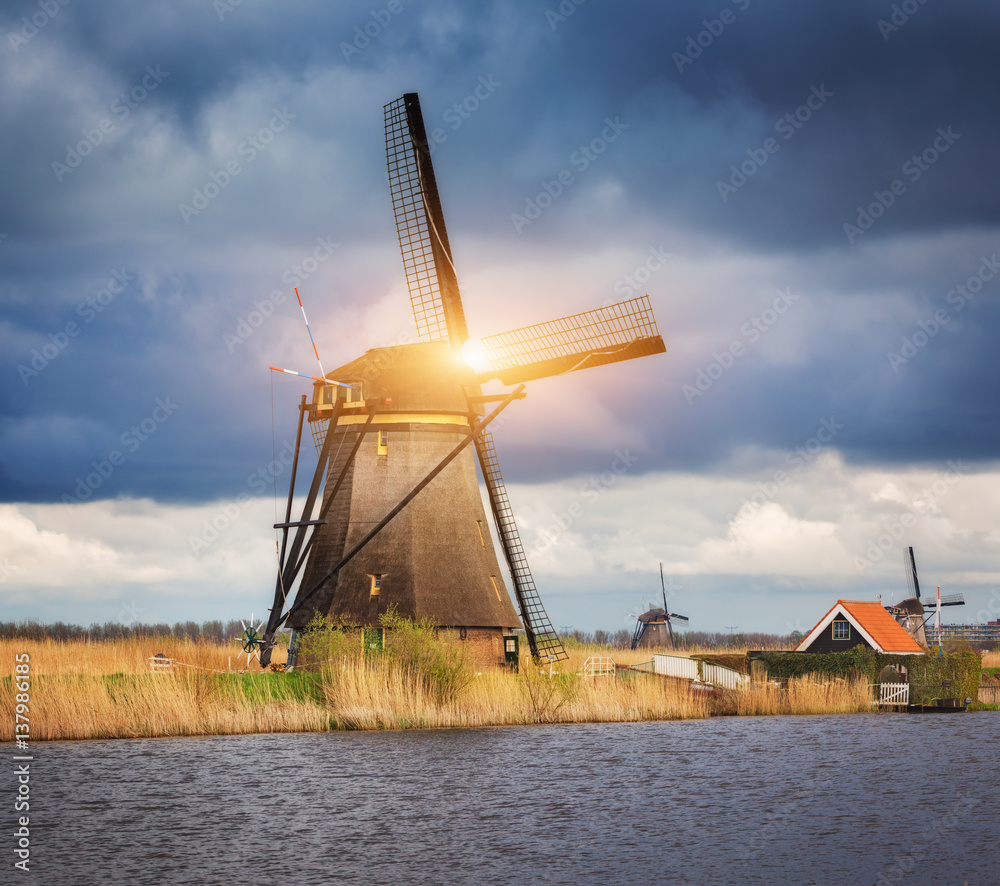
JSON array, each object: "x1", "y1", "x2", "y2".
[{"x1": 802, "y1": 619, "x2": 873, "y2": 654}]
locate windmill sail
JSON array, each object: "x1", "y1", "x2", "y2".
[
  {"x1": 904, "y1": 546, "x2": 921, "y2": 599},
  {"x1": 384, "y1": 93, "x2": 468, "y2": 347},
  {"x1": 386, "y1": 92, "x2": 569, "y2": 663},
  {"x1": 262, "y1": 92, "x2": 667, "y2": 670},
  {"x1": 478, "y1": 295, "x2": 666, "y2": 385},
  {"x1": 475, "y1": 430, "x2": 568, "y2": 663}
]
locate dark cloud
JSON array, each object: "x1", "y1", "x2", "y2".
[{"x1": 1, "y1": 0, "x2": 998, "y2": 505}]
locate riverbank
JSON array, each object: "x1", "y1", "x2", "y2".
[{"x1": 0, "y1": 637, "x2": 900, "y2": 740}]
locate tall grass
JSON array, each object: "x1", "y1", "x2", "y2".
[
  {"x1": 735, "y1": 674, "x2": 874, "y2": 716},
  {"x1": 981, "y1": 650, "x2": 1000, "y2": 669},
  {"x1": 0, "y1": 636, "x2": 284, "y2": 677},
  {"x1": 7, "y1": 672, "x2": 328, "y2": 740},
  {"x1": 1, "y1": 636, "x2": 881, "y2": 741},
  {"x1": 320, "y1": 657, "x2": 711, "y2": 730}
]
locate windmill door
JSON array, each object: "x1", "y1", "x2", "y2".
[
  {"x1": 363, "y1": 627, "x2": 384, "y2": 654},
  {"x1": 504, "y1": 635, "x2": 519, "y2": 671}
]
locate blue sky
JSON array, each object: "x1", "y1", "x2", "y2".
[{"x1": 2, "y1": 0, "x2": 998, "y2": 634}]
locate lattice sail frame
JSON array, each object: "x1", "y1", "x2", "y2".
[
  {"x1": 478, "y1": 295, "x2": 665, "y2": 383},
  {"x1": 384, "y1": 94, "x2": 468, "y2": 346}
]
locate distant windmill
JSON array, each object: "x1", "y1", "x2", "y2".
[
  {"x1": 886, "y1": 546, "x2": 964, "y2": 649},
  {"x1": 630, "y1": 563, "x2": 689, "y2": 649},
  {"x1": 256, "y1": 93, "x2": 666, "y2": 668}
]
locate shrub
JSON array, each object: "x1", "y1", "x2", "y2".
[{"x1": 378, "y1": 610, "x2": 474, "y2": 705}]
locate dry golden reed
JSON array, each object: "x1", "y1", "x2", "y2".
[
  {"x1": 735, "y1": 673, "x2": 874, "y2": 716},
  {"x1": 1, "y1": 637, "x2": 880, "y2": 741},
  {"x1": 320, "y1": 656, "x2": 712, "y2": 730},
  {"x1": 981, "y1": 650, "x2": 1000, "y2": 669}
]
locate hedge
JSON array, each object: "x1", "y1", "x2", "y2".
[{"x1": 748, "y1": 647, "x2": 981, "y2": 703}]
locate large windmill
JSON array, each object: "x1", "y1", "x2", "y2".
[
  {"x1": 630, "y1": 563, "x2": 689, "y2": 649},
  {"x1": 258, "y1": 93, "x2": 666, "y2": 668}
]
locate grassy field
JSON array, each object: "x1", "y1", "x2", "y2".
[{"x1": 0, "y1": 635, "x2": 968, "y2": 741}]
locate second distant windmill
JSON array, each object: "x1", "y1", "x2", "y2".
[{"x1": 630, "y1": 563, "x2": 689, "y2": 649}]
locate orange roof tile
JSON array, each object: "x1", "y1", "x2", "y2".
[{"x1": 837, "y1": 600, "x2": 924, "y2": 653}]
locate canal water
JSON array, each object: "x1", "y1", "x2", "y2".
[{"x1": 19, "y1": 713, "x2": 999, "y2": 885}]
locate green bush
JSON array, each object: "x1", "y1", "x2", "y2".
[
  {"x1": 378, "y1": 610, "x2": 474, "y2": 705},
  {"x1": 751, "y1": 647, "x2": 981, "y2": 703},
  {"x1": 694, "y1": 653, "x2": 749, "y2": 674},
  {"x1": 297, "y1": 612, "x2": 362, "y2": 674}
]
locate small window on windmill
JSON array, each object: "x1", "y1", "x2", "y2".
[
  {"x1": 369, "y1": 574, "x2": 383, "y2": 597},
  {"x1": 314, "y1": 381, "x2": 335, "y2": 416},
  {"x1": 344, "y1": 383, "x2": 365, "y2": 406},
  {"x1": 377, "y1": 429, "x2": 388, "y2": 456},
  {"x1": 833, "y1": 619, "x2": 850, "y2": 640}
]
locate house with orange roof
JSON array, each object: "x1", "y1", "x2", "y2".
[{"x1": 795, "y1": 600, "x2": 926, "y2": 655}]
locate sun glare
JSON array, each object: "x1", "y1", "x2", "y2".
[{"x1": 461, "y1": 340, "x2": 492, "y2": 372}]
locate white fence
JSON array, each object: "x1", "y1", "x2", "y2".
[
  {"x1": 652, "y1": 654, "x2": 700, "y2": 681},
  {"x1": 583, "y1": 656, "x2": 616, "y2": 678},
  {"x1": 148, "y1": 654, "x2": 172, "y2": 672},
  {"x1": 702, "y1": 662, "x2": 749, "y2": 690},
  {"x1": 879, "y1": 682, "x2": 910, "y2": 705}
]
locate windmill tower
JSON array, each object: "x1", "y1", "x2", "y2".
[
  {"x1": 259, "y1": 93, "x2": 666, "y2": 667},
  {"x1": 630, "y1": 563, "x2": 689, "y2": 649}
]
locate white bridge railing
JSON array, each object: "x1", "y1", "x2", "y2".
[
  {"x1": 652, "y1": 654, "x2": 700, "y2": 681},
  {"x1": 702, "y1": 662, "x2": 749, "y2": 690}
]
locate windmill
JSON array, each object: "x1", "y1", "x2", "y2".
[
  {"x1": 257, "y1": 92, "x2": 666, "y2": 668},
  {"x1": 237, "y1": 614, "x2": 265, "y2": 668},
  {"x1": 630, "y1": 563, "x2": 688, "y2": 649},
  {"x1": 886, "y1": 546, "x2": 964, "y2": 649}
]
